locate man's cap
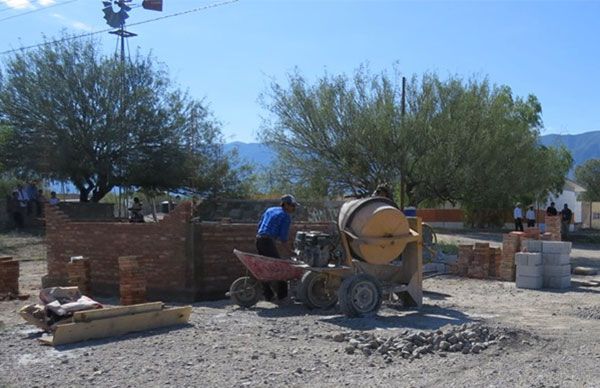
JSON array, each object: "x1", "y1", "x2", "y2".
[
  {"x1": 516, "y1": 202, "x2": 521, "y2": 206},
  {"x1": 281, "y1": 194, "x2": 299, "y2": 206}
]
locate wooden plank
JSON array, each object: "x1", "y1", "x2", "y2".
[
  {"x1": 73, "y1": 302, "x2": 164, "y2": 322},
  {"x1": 50, "y1": 306, "x2": 192, "y2": 346}
]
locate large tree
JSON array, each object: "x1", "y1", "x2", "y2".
[
  {"x1": 260, "y1": 67, "x2": 572, "y2": 218},
  {"x1": 0, "y1": 35, "x2": 248, "y2": 201},
  {"x1": 575, "y1": 159, "x2": 600, "y2": 202}
]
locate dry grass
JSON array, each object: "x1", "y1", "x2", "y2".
[{"x1": 0, "y1": 230, "x2": 46, "y2": 261}]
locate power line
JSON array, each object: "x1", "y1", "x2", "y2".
[
  {"x1": 0, "y1": 0, "x2": 240, "y2": 56},
  {"x1": 0, "y1": 0, "x2": 80, "y2": 23}
]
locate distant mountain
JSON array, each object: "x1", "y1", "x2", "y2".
[
  {"x1": 540, "y1": 131, "x2": 600, "y2": 167},
  {"x1": 224, "y1": 142, "x2": 275, "y2": 168},
  {"x1": 226, "y1": 131, "x2": 600, "y2": 170}
]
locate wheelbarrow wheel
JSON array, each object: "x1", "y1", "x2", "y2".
[
  {"x1": 229, "y1": 276, "x2": 260, "y2": 307},
  {"x1": 338, "y1": 274, "x2": 382, "y2": 318},
  {"x1": 297, "y1": 272, "x2": 338, "y2": 310}
]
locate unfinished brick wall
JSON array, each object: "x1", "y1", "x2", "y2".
[
  {"x1": 119, "y1": 256, "x2": 146, "y2": 305},
  {"x1": 544, "y1": 215, "x2": 561, "y2": 241},
  {"x1": 44, "y1": 202, "x2": 194, "y2": 301},
  {"x1": 45, "y1": 201, "x2": 335, "y2": 302},
  {"x1": 190, "y1": 221, "x2": 335, "y2": 299},
  {"x1": 0, "y1": 256, "x2": 19, "y2": 297}
]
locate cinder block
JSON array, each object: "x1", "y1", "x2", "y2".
[
  {"x1": 543, "y1": 264, "x2": 571, "y2": 277},
  {"x1": 542, "y1": 241, "x2": 572, "y2": 254},
  {"x1": 515, "y1": 252, "x2": 542, "y2": 266},
  {"x1": 523, "y1": 240, "x2": 542, "y2": 252},
  {"x1": 542, "y1": 253, "x2": 570, "y2": 265},
  {"x1": 516, "y1": 275, "x2": 543, "y2": 289},
  {"x1": 516, "y1": 265, "x2": 543, "y2": 277},
  {"x1": 543, "y1": 275, "x2": 571, "y2": 289}
]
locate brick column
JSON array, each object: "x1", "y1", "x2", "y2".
[
  {"x1": 499, "y1": 234, "x2": 519, "y2": 281},
  {"x1": 455, "y1": 245, "x2": 473, "y2": 277},
  {"x1": 67, "y1": 257, "x2": 91, "y2": 295},
  {"x1": 469, "y1": 243, "x2": 490, "y2": 279},
  {"x1": 0, "y1": 256, "x2": 19, "y2": 297},
  {"x1": 119, "y1": 256, "x2": 146, "y2": 305},
  {"x1": 544, "y1": 215, "x2": 561, "y2": 241}
]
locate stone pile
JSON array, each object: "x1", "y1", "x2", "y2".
[
  {"x1": 0, "y1": 256, "x2": 19, "y2": 300},
  {"x1": 118, "y1": 256, "x2": 146, "y2": 305},
  {"x1": 67, "y1": 256, "x2": 91, "y2": 295},
  {"x1": 515, "y1": 240, "x2": 572, "y2": 290},
  {"x1": 332, "y1": 323, "x2": 501, "y2": 363}
]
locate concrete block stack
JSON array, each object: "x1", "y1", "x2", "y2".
[
  {"x1": 544, "y1": 215, "x2": 561, "y2": 241},
  {"x1": 541, "y1": 241, "x2": 572, "y2": 289},
  {"x1": 67, "y1": 256, "x2": 91, "y2": 295},
  {"x1": 499, "y1": 234, "x2": 520, "y2": 281},
  {"x1": 469, "y1": 243, "x2": 490, "y2": 279},
  {"x1": 515, "y1": 252, "x2": 543, "y2": 289},
  {"x1": 0, "y1": 256, "x2": 20, "y2": 298},
  {"x1": 119, "y1": 256, "x2": 146, "y2": 305},
  {"x1": 515, "y1": 240, "x2": 571, "y2": 290},
  {"x1": 455, "y1": 245, "x2": 473, "y2": 276}
]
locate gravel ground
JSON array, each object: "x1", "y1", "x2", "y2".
[{"x1": 1, "y1": 232, "x2": 599, "y2": 387}]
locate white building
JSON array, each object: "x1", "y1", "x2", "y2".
[{"x1": 546, "y1": 179, "x2": 586, "y2": 224}]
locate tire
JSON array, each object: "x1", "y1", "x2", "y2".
[
  {"x1": 338, "y1": 274, "x2": 382, "y2": 318},
  {"x1": 229, "y1": 276, "x2": 260, "y2": 307},
  {"x1": 297, "y1": 272, "x2": 338, "y2": 310}
]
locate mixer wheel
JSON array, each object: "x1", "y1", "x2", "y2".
[
  {"x1": 298, "y1": 272, "x2": 338, "y2": 310},
  {"x1": 229, "y1": 276, "x2": 260, "y2": 307},
  {"x1": 338, "y1": 274, "x2": 382, "y2": 317}
]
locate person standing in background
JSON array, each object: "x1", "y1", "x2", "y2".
[
  {"x1": 526, "y1": 205, "x2": 536, "y2": 227},
  {"x1": 513, "y1": 203, "x2": 524, "y2": 231}
]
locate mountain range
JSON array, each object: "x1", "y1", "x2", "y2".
[{"x1": 225, "y1": 131, "x2": 600, "y2": 169}]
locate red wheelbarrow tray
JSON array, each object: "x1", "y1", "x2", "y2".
[{"x1": 233, "y1": 249, "x2": 305, "y2": 282}]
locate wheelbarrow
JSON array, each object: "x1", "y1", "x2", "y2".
[{"x1": 229, "y1": 249, "x2": 338, "y2": 309}]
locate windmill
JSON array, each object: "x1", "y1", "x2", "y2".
[
  {"x1": 101, "y1": 0, "x2": 162, "y2": 217},
  {"x1": 102, "y1": 0, "x2": 163, "y2": 62}
]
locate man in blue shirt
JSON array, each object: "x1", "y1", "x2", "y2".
[{"x1": 256, "y1": 194, "x2": 299, "y2": 301}]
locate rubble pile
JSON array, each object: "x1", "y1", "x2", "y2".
[{"x1": 332, "y1": 323, "x2": 504, "y2": 363}]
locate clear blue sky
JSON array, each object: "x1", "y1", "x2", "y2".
[{"x1": 1, "y1": 0, "x2": 599, "y2": 143}]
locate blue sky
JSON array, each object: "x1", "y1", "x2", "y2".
[{"x1": 1, "y1": 0, "x2": 599, "y2": 143}]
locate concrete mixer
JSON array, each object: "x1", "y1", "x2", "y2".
[{"x1": 295, "y1": 196, "x2": 423, "y2": 317}]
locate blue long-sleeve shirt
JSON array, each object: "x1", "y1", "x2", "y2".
[{"x1": 257, "y1": 206, "x2": 291, "y2": 242}]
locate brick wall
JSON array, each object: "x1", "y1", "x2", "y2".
[
  {"x1": 190, "y1": 221, "x2": 335, "y2": 300},
  {"x1": 44, "y1": 200, "x2": 336, "y2": 302},
  {"x1": 44, "y1": 202, "x2": 194, "y2": 301}
]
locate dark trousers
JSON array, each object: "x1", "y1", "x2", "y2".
[
  {"x1": 527, "y1": 219, "x2": 535, "y2": 227},
  {"x1": 256, "y1": 236, "x2": 288, "y2": 301},
  {"x1": 514, "y1": 218, "x2": 523, "y2": 231}
]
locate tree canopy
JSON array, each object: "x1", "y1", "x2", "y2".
[
  {"x1": 260, "y1": 67, "x2": 572, "y2": 219},
  {"x1": 0, "y1": 35, "x2": 251, "y2": 202},
  {"x1": 575, "y1": 159, "x2": 600, "y2": 202}
]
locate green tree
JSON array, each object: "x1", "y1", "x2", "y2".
[
  {"x1": 0, "y1": 35, "x2": 248, "y2": 202},
  {"x1": 575, "y1": 159, "x2": 600, "y2": 201},
  {"x1": 260, "y1": 66, "x2": 572, "y2": 224}
]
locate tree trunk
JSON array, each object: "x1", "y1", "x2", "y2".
[{"x1": 90, "y1": 184, "x2": 114, "y2": 203}]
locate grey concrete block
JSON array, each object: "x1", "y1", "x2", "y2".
[
  {"x1": 542, "y1": 241, "x2": 572, "y2": 254},
  {"x1": 516, "y1": 265, "x2": 543, "y2": 277},
  {"x1": 543, "y1": 264, "x2": 571, "y2": 277},
  {"x1": 515, "y1": 252, "x2": 542, "y2": 266},
  {"x1": 523, "y1": 240, "x2": 542, "y2": 253},
  {"x1": 516, "y1": 275, "x2": 543, "y2": 290},
  {"x1": 543, "y1": 275, "x2": 571, "y2": 289},
  {"x1": 543, "y1": 253, "x2": 570, "y2": 265}
]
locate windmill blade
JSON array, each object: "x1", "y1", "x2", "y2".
[{"x1": 142, "y1": 0, "x2": 162, "y2": 11}]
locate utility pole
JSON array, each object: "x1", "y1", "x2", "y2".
[{"x1": 400, "y1": 76, "x2": 406, "y2": 210}]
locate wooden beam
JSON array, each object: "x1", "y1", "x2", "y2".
[
  {"x1": 73, "y1": 302, "x2": 164, "y2": 322},
  {"x1": 43, "y1": 306, "x2": 191, "y2": 346}
]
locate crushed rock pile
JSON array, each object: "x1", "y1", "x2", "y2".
[
  {"x1": 572, "y1": 306, "x2": 600, "y2": 320},
  {"x1": 331, "y1": 323, "x2": 506, "y2": 363}
]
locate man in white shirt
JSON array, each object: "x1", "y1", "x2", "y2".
[
  {"x1": 513, "y1": 203, "x2": 524, "y2": 231},
  {"x1": 525, "y1": 206, "x2": 536, "y2": 227}
]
